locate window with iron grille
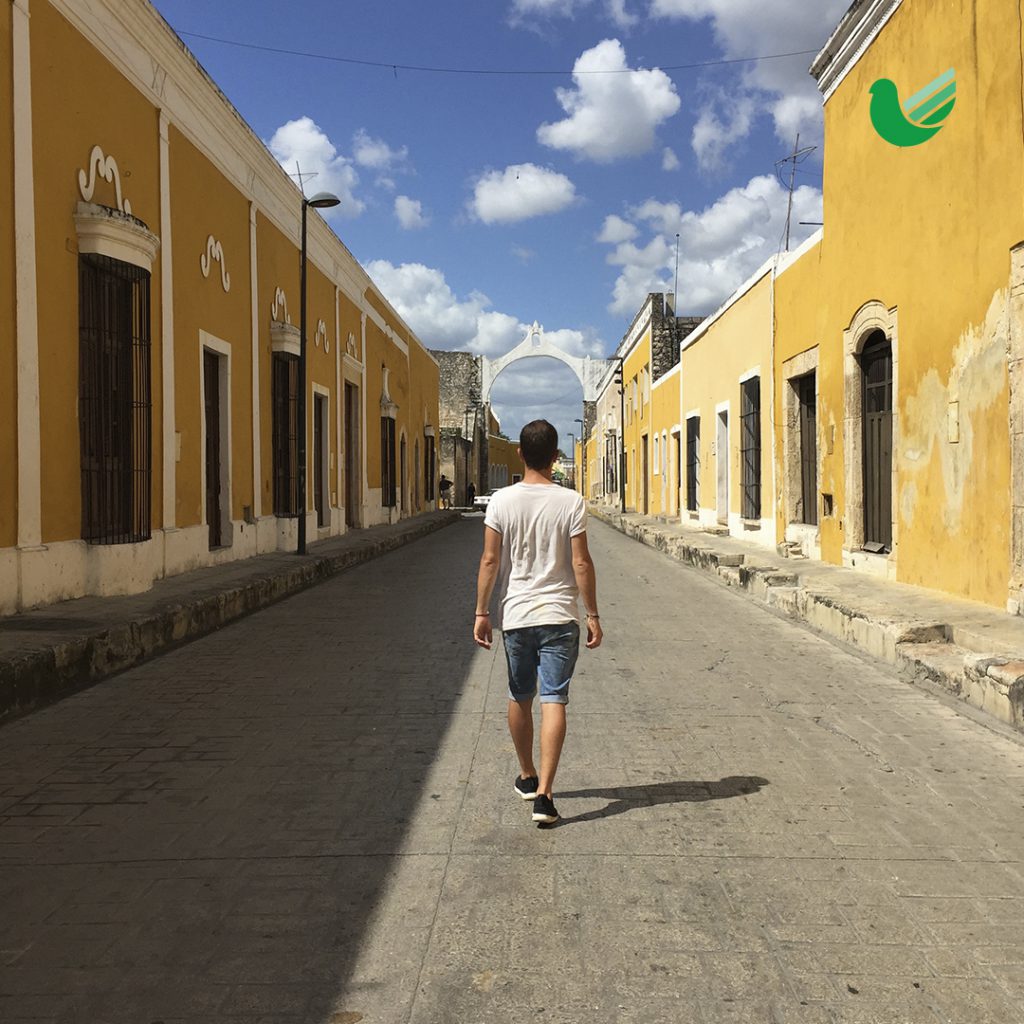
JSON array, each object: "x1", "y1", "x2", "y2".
[
  {"x1": 605, "y1": 436, "x2": 617, "y2": 492},
  {"x1": 381, "y1": 416, "x2": 397, "y2": 507},
  {"x1": 685, "y1": 416, "x2": 700, "y2": 512},
  {"x1": 740, "y1": 376, "x2": 761, "y2": 520},
  {"x1": 425, "y1": 434, "x2": 436, "y2": 500},
  {"x1": 78, "y1": 253, "x2": 152, "y2": 545},
  {"x1": 272, "y1": 353, "x2": 299, "y2": 515}
]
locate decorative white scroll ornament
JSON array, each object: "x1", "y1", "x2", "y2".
[
  {"x1": 78, "y1": 145, "x2": 132, "y2": 215},
  {"x1": 347, "y1": 332, "x2": 358, "y2": 358},
  {"x1": 314, "y1": 319, "x2": 329, "y2": 352},
  {"x1": 200, "y1": 236, "x2": 231, "y2": 292},
  {"x1": 272, "y1": 287, "x2": 291, "y2": 324}
]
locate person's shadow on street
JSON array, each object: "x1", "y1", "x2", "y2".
[{"x1": 548, "y1": 775, "x2": 770, "y2": 827}]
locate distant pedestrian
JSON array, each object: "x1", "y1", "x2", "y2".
[
  {"x1": 467, "y1": 482, "x2": 476, "y2": 508},
  {"x1": 439, "y1": 474, "x2": 452, "y2": 509},
  {"x1": 473, "y1": 419, "x2": 602, "y2": 825}
]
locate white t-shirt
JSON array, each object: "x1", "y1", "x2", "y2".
[{"x1": 484, "y1": 483, "x2": 587, "y2": 631}]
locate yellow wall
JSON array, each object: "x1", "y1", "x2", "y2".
[
  {"x1": 170, "y1": 128, "x2": 252, "y2": 526},
  {"x1": 488, "y1": 434, "x2": 521, "y2": 486},
  {"x1": 0, "y1": 3, "x2": 16, "y2": 548},
  {"x1": 306, "y1": 260, "x2": 337, "y2": 513},
  {"x1": 621, "y1": 329, "x2": 652, "y2": 512},
  {"x1": 32, "y1": 0, "x2": 162, "y2": 543},
  {"x1": 649, "y1": 369, "x2": 680, "y2": 517},
  {"x1": 408, "y1": 342, "x2": 440, "y2": 511},
  {"x1": 681, "y1": 273, "x2": 773, "y2": 525},
  {"x1": 773, "y1": 0, "x2": 1024, "y2": 605}
]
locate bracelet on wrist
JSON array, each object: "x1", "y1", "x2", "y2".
[
  {"x1": 585, "y1": 613, "x2": 600, "y2": 619},
  {"x1": 475, "y1": 612, "x2": 490, "y2": 617}
]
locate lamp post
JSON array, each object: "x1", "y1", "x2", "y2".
[
  {"x1": 566, "y1": 432, "x2": 575, "y2": 490},
  {"x1": 574, "y1": 417, "x2": 584, "y2": 498},
  {"x1": 297, "y1": 191, "x2": 340, "y2": 555},
  {"x1": 618, "y1": 358, "x2": 626, "y2": 514}
]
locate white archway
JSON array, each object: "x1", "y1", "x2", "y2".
[{"x1": 480, "y1": 322, "x2": 616, "y2": 404}]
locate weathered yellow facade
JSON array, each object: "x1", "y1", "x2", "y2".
[
  {"x1": 773, "y1": 0, "x2": 1024, "y2": 609},
  {"x1": 649, "y1": 365, "x2": 680, "y2": 517},
  {"x1": 0, "y1": 0, "x2": 440, "y2": 615},
  {"x1": 679, "y1": 269, "x2": 775, "y2": 546}
]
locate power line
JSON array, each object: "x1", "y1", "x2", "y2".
[{"x1": 176, "y1": 30, "x2": 819, "y2": 78}]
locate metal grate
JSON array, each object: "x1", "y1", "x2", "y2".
[
  {"x1": 797, "y1": 373, "x2": 818, "y2": 526},
  {"x1": 604, "y1": 435, "x2": 617, "y2": 493},
  {"x1": 272, "y1": 353, "x2": 299, "y2": 515},
  {"x1": 78, "y1": 253, "x2": 151, "y2": 545},
  {"x1": 862, "y1": 333, "x2": 893, "y2": 551},
  {"x1": 381, "y1": 416, "x2": 397, "y2": 507},
  {"x1": 740, "y1": 377, "x2": 761, "y2": 520},
  {"x1": 686, "y1": 416, "x2": 700, "y2": 512}
]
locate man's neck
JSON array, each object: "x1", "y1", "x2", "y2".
[{"x1": 522, "y1": 467, "x2": 555, "y2": 485}]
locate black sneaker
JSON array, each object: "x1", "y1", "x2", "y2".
[
  {"x1": 532, "y1": 794, "x2": 559, "y2": 824},
  {"x1": 514, "y1": 775, "x2": 539, "y2": 800}
]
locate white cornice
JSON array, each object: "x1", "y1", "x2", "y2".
[
  {"x1": 49, "y1": 0, "x2": 438, "y2": 365},
  {"x1": 811, "y1": 0, "x2": 904, "y2": 103},
  {"x1": 74, "y1": 201, "x2": 160, "y2": 272},
  {"x1": 614, "y1": 296, "x2": 654, "y2": 360}
]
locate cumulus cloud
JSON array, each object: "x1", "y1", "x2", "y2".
[
  {"x1": 469, "y1": 164, "x2": 578, "y2": 224},
  {"x1": 662, "y1": 146, "x2": 681, "y2": 171},
  {"x1": 509, "y1": 0, "x2": 636, "y2": 28},
  {"x1": 537, "y1": 39, "x2": 681, "y2": 162},
  {"x1": 600, "y1": 174, "x2": 822, "y2": 315},
  {"x1": 267, "y1": 117, "x2": 363, "y2": 217},
  {"x1": 352, "y1": 129, "x2": 409, "y2": 171},
  {"x1": 394, "y1": 195, "x2": 429, "y2": 230},
  {"x1": 650, "y1": 0, "x2": 848, "y2": 149},
  {"x1": 691, "y1": 93, "x2": 756, "y2": 170},
  {"x1": 597, "y1": 214, "x2": 639, "y2": 244}
]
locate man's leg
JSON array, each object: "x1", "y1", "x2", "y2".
[
  {"x1": 508, "y1": 698, "x2": 537, "y2": 780},
  {"x1": 538, "y1": 703, "x2": 566, "y2": 797}
]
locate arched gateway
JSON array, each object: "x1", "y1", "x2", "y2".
[{"x1": 480, "y1": 322, "x2": 617, "y2": 404}]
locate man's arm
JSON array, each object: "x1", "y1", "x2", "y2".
[
  {"x1": 473, "y1": 526, "x2": 502, "y2": 649},
  {"x1": 571, "y1": 532, "x2": 603, "y2": 649}
]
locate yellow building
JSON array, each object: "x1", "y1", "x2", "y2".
[
  {"x1": 0, "y1": 0, "x2": 439, "y2": 615},
  {"x1": 649, "y1": 364, "x2": 681, "y2": 518},
  {"x1": 772, "y1": 0, "x2": 1024, "y2": 610},
  {"x1": 679, "y1": 266, "x2": 776, "y2": 547},
  {"x1": 487, "y1": 410, "x2": 522, "y2": 489}
]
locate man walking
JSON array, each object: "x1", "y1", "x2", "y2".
[{"x1": 473, "y1": 419, "x2": 602, "y2": 825}]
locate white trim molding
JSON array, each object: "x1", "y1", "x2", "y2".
[
  {"x1": 811, "y1": 0, "x2": 904, "y2": 103},
  {"x1": 74, "y1": 201, "x2": 160, "y2": 272}
]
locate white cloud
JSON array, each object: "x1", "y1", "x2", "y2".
[
  {"x1": 650, "y1": 0, "x2": 848, "y2": 149},
  {"x1": 394, "y1": 195, "x2": 429, "y2": 230},
  {"x1": 352, "y1": 129, "x2": 409, "y2": 171},
  {"x1": 509, "y1": 0, "x2": 635, "y2": 27},
  {"x1": 469, "y1": 163, "x2": 577, "y2": 224},
  {"x1": 661, "y1": 146, "x2": 681, "y2": 171},
  {"x1": 511, "y1": 245, "x2": 536, "y2": 264},
  {"x1": 691, "y1": 93, "x2": 755, "y2": 170},
  {"x1": 597, "y1": 214, "x2": 638, "y2": 244},
  {"x1": 267, "y1": 117, "x2": 363, "y2": 217},
  {"x1": 537, "y1": 39, "x2": 681, "y2": 162},
  {"x1": 605, "y1": 0, "x2": 638, "y2": 28},
  {"x1": 600, "y1": 173, "x2": 822, "y2": 315}
]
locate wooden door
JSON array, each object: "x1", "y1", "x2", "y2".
[
  {"x1": 313, "y1": 394, "x2": 326, "y2": 528},
  {"x1": 798, "y1": 373, "x2": 818, "y2": 526},
  {"x1": 641, "y1": 434, "x2": 649, "y2": 514},
  {"x1": 344, "y1": 383, "x2": 359, "y2": 527},
  {"x1": 862, "y1": 336, "x2": 893, "y2": 551},
  {"x1": 204, "y1": 351, "x2": 222, "y2": 549}
]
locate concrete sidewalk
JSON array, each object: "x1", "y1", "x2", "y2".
[
  {"x1": 0, "y1": 511, "x2": 459, "y2": 724},
  {"x1": 592, "y1": 506, "x2": 1024, "y2": 733}
]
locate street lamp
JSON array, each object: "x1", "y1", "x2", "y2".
[
  {"x1": 574, "y1": 417, "x2": 584, "y2": 498},
  {"x1": 298, "y1": 191, "x2": 340, "y2": 555}
]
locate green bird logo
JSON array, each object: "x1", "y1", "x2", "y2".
[{"x1": 869, "y1": 67, "x2": 956, "y2": 146}]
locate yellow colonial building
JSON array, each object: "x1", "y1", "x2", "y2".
[
  {"x1": 1, "y1": 0, "x2": 440, "y2": 615},
  {"x1": 772, "y1": 0, "x2": 1024, "y2": 610}
]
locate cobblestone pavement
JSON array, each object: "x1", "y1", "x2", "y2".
[{"x1": 2, "y1": 517, "x2": 1024, "y2": 1024}]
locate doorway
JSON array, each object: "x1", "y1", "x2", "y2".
[
  {"x1": 203, "y1": 349, "x2": 224, "y2": 549},
  {"x1": 861, "y1": 333, "x2": 893, "y2": 551},
  {"x1": 400, "y1": 435, "x2": 407, "y2": 514},
  {"x1": 716, "y1": 408, "x2": 729, "y2": 525},
  {"x1": 313, "y1": 393, "x2": 328, "y2": 529},
  {"x1": 798, "y1": 372, "x2": 818, "y2": 525},
  {"x1": 344, "y1": 382, "x2": 360, "y2": 528},
  {"x1": 674, "y1": 432, "x2": 681, "y2": 516},
  {"x1": 641, "y1": 434, "x2": 649, "y2": 514}
]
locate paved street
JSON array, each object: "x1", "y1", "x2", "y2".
[{"x1": 2, "y1": 518, "x2": 1024, "y2": 1024}]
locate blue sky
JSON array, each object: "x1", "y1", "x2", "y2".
[{"x1": 153, "y1": 0, "x2": 846, "y2": 444}]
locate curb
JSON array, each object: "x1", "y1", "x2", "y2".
[
  {"x1": 592, "y1": 507, "x2": 1024, "y2": 733},
  {"x1": 0, "y1": 512, "x2": 460, "y2": 725}
]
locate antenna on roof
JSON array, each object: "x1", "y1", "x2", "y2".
[{"x1": 775, "y1": 134, "x2": 817, "y2": 251}]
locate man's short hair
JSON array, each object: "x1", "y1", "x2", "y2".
[{"x1": 519, "y1": 419, "x2": 559, "y2": 470}]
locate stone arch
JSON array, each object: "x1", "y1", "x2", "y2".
[
  {"x1": 842, "y1": 299, "x2": 899, "y2": 569},
  {"x1": 479, "y1": 322, "x2": 616, "y2": 405}
]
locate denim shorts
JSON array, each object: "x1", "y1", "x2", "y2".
[{"x1": 502, "y1": 622, "x2": 581, "y2": 705}]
